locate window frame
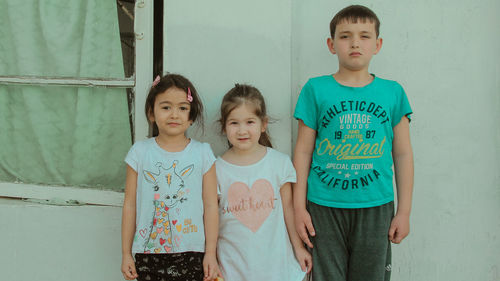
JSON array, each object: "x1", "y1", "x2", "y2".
[{"x1": 0, "y1": 0, "x2": 153, "y2": 207}]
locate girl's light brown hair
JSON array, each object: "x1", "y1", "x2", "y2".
[{"x1": 219, "y1": 84, "x2": 272, "y2": 148}]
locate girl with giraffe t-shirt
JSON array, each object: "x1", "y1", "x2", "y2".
[{"x1": 121, "y1": 74, "x2": 221, "y2": 281}]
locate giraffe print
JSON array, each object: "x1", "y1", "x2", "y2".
[{"x1": 142, "y1": 161, "x2": 194, "y2": 253}]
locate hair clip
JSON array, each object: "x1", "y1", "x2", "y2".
[
  {"x1": 187, "y1": 87, "x2": 193, "y2": 102},
  {"x1": 152, "y1": 75, "x2": 160, "y2": 87}
]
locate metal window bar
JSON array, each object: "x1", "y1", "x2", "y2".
[{"x1": 0, "y1": 76, "x2": 135, "y2": 88}]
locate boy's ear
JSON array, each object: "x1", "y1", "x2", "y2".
[
  {"x1": 374, "y1": 37, "x2": 383, "y2": 55},
  {"x1": 327, "y1": 37, "x2": 336, "y2": 55}
]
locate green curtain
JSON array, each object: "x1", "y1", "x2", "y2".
[{"x1": 0, "y1": 1, "x2": 131, "y2": 190}]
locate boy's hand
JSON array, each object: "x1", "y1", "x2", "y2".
[
  {"x1": 389, "y1": 213, "x2": 410, "y2": 244},
  {"x1": 295, "y1": 208, "x2": 315, "y2": 248},
  {"x1": 203, "y1": 253, "x2": 222, "y2": 281},
  {"x1": 294, "y1": 245, "x2": 313, "y2": 274},
  {"x1": 121, "y1": 254, "x2": 138, "y2": 280}
]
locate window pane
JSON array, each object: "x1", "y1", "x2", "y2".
[
  {"x1": 0, "y1": 1, "x2": 130, "y2": 79},
  {"x1": 117, "y1": 0, "x2": 136, "y2": 78},
  {"x1": 0, "y1": 85, "x2": 131, "y2": 191}
]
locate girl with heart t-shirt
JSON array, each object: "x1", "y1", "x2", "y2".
[{"x1": 215, "y1": 84, "x2": 311, "y2": 281}]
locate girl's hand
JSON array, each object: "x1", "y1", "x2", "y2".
[
  {"x1": 294, "y1": 208, "x2": 315, "y2": 248},
  {"x1": 388, "y1": 213, "x2": 410, "y2": 244},
  {"x1": 203, "y1": 253, "x2": 222, "y2": 280},
  {"x1": 294, "y1": 245, "x2": 313, "y2": 274},
  {"x1": 121, "y1": 254, "x2": 138, "y2": 280}
]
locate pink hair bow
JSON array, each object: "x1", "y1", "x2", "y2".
[
  {"x1": 152, "y1": 75, "x2": 160, "y2": 87},
  {"x1": 187, "y1": 87, "x2": 193, "y2": 102}
]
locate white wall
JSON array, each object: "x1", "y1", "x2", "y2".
[
  {"x1": 0, "y1": 198, "x2": 123, "y2": 281},
  {"x1": 292, "y1": 0, "x2": 500, "y2": 280},
  {"x1": 163, "y1": 0, "x2": 293, "y2": 156}
]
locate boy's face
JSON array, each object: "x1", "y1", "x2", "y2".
[{"x1": 327, "y1": 20, "x2": 382, "y2": 72}]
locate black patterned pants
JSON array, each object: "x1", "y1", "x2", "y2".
[{"x1": 134, "y1": 252, "x2": 204, "y2": 281}]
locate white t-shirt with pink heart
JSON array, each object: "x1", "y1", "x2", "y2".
[{"x1": 215, "y1": 148, "x2": 305, "y2": 281}]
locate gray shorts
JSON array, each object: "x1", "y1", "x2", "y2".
[{"x1": 307, "y1": 201, "x2": 394, "y2": 281}]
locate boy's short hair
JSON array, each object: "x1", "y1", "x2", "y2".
[{"x1": 330, "y1": 5, "x2": 380, "y2": 38}]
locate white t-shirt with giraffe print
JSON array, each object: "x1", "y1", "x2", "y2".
[{"x1": 125, "y1": 138, "x2": 215, "y2": 254}]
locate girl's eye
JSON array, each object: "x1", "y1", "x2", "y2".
[
  {"x1": 180, "y1": 106, "x2": 189, "y2": 111},
  {"x1": 162, "y1": 106, "x2": 171, "y2": 110},
  {"x1": 229, "y1": 121, "x2": 238, "y2": 125},
  {"x1": 247, "y1": 120, "x2": 255, "y2": 124}
]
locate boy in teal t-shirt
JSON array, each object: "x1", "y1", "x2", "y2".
[{"x1": 293, "y1": 5, "x2": 414, "y2": 281}]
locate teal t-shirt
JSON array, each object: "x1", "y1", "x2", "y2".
[{"x1": 294, "y1": 75, "x2": 412, "y2": 208}]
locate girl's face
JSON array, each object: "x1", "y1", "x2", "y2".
[
  {"x1": 149, "y1": 87, "x2": 192, "y2": 138},
  {"x1": 224, "y1": 103, "x2": 267, "y2": 153}
]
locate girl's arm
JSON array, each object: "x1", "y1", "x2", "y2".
[
  {"x1": 292, "y1": 120, "x2": 317, "y2": 248},
  {"x1": 202, "y1": 164, "x2": 221, "y2": 280},
  {"x1": 281, "y1": 182, "x2": 313, "y2": 273},
  {"x1": 121, "y1": 165, "x2": 139, "y2": 280},
  {"x1": 389, "y1": 116, "x2": 414, "y2": 244}
]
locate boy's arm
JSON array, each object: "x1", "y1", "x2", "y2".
[
  {"x1": 281, "y1": 182, "x2": 312, "y2": 273},
  {"x1": 389, "y1": 116, "x2": 414, "y2": 244},
  {"x1": 121, "y1": 165, "x2": 139, "y2": 280},
  {"x1": 293, "y1": 120, "x2": 317, "y2": 248},
  {"x1": 202, "y1": 164, "x2": 221, "y2": 280}
]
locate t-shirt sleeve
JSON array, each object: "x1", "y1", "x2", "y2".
[
  {"x1": 124, "y1": 143, "x2": 139, "y2": 172},
  {"x1": 279, "y1": 154, "x2": 297, "y2": 187},
  {"x1": 293, "y1": 80, "x2": 318, "y2": 130},
  {"x1": 392, "y1": 83, "x2": 413, "y2": 127},
  {"x1": 202, "y1": 143, "x2": 216, "y2": 174}
]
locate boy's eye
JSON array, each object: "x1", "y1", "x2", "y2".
[
  {"x1": 362, "y1": 35, "x2": 370, "y2": 38},
  {"x1": 340, "y1": 35, "x2": 349, "y2": 39},
  {"x1": 247, "y1": 120, "x2": 255, "y2": 124},
  {"x1": 229, "y1": 121, "x2": 238, "y2": 125}
]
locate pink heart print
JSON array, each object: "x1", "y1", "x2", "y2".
[
  {"x1": 138, "y1": 228, "x2": 147, "y2": 238},
  {"x1": 227, "y1": 179, "x2": 274, "y2": 233}
]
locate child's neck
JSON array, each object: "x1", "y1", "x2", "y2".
[
  {"x1": 155, "y1": 134, "x2": 190, "y2": 152},
  {"x1": 222, "y1": 145, "x2": 267, "y2": 166},
  {"x1": 333, "y1": 69, "x2": 374, "y2": 87}
]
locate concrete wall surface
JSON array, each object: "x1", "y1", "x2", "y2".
[
  {"x1": 0, "y1": 198, "x2": 123, "y2": 281},
  {"x1": 163, "y1": 0, "x2": 293, "y2": 156}
]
